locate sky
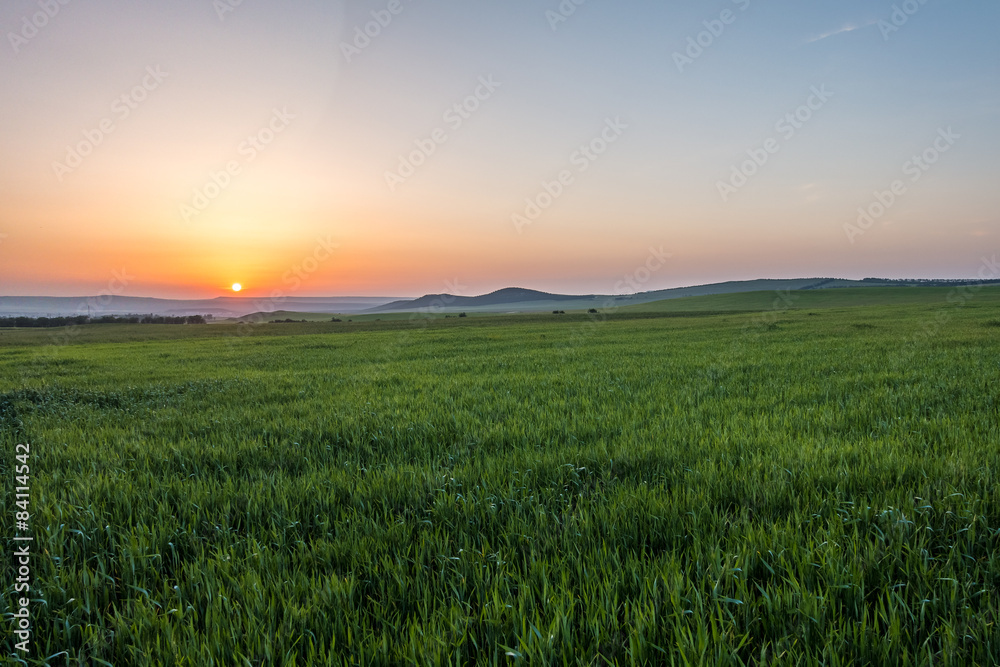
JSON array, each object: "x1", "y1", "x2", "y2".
[{"x1": 1, "y1": 0, "x2": 997, "y2": 299}]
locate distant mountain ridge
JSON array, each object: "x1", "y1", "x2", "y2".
[
  {"x1": 365, "y1": 277, "x2": 1000, "y2": 314},
  {"x1": 367, "y1": 287, "x2": 597, "y2": 313},
  {"x1": 5, "y1": 278, "x2": 998, "y2": 318}
]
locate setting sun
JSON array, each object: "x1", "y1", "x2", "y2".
[{"x1": 231, "y1": 283, "x2": 242, "y2": 292}]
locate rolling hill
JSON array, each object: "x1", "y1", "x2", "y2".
[
  {"x1": 619, "y1": 284, "x2": 1000, "y2": 313},
  {"x1": 363, "y1": 278, "x2": 1000, "y2": 315}
]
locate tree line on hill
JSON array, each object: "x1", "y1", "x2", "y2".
[
  {"x1": 859, "y1": 278, "x2": 1000, "y2": 286},
  {"x1": 0, "y1": 314, "x2": 209, "y2": 328}
]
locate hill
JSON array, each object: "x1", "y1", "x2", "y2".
[
  {"x1": 620, "y1": 284, "x2": 1000, "y2": 313},
  {"x1": 363, "y1": 278, "x2": 1000, "y2": 314},
  {"x1": 366, "y1": 287, "x2": 597, "y2": 313}
]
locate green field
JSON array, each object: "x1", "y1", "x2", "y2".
[
  {"x1": 3, "y1": 286, "x2": 1000, "y2": 664},
  {"x1": 618, "y1": 285, "x2": 1000, "y2": 314}
]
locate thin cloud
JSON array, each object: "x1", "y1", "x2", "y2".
[{"x1": 803, "y1": 20, "x2": 876, "y2": 45}]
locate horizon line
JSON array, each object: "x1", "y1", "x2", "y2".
[{"x1": 3, "y1": 276, "x2": 1000, "y2": 302}]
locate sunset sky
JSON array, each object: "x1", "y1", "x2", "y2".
[{"x1": 1, "y1": 0, "x2": 997, "y2": 298}]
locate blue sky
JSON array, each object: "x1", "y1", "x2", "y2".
[{"x1": 1, "y1": 0, "x2": 997, "y2": 297}]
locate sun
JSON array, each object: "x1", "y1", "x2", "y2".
[{"x1": 231, "y1": 283, "x2": 242, "y2": 292}]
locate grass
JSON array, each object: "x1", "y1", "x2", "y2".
[{"x1": 2, "y1": 286, "x2": 1000, "y2": 664}]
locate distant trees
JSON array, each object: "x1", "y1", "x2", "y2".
[
  {"x1": 860, "y1": 277, "x2": 1000, "y2": 286},
  {"x1": 0, "y1": 314, "x2": 208, "y2": 328},
  {"x1": 553, "y1": 310, "x2": 566, "y2": 315},
  {"x1": 0, "y1": 315, "x2": 89, "y2": 328}
]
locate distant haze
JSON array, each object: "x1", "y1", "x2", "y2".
[{"x1": 6, "y1": 278, "x2": 998, "y2": 319}]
